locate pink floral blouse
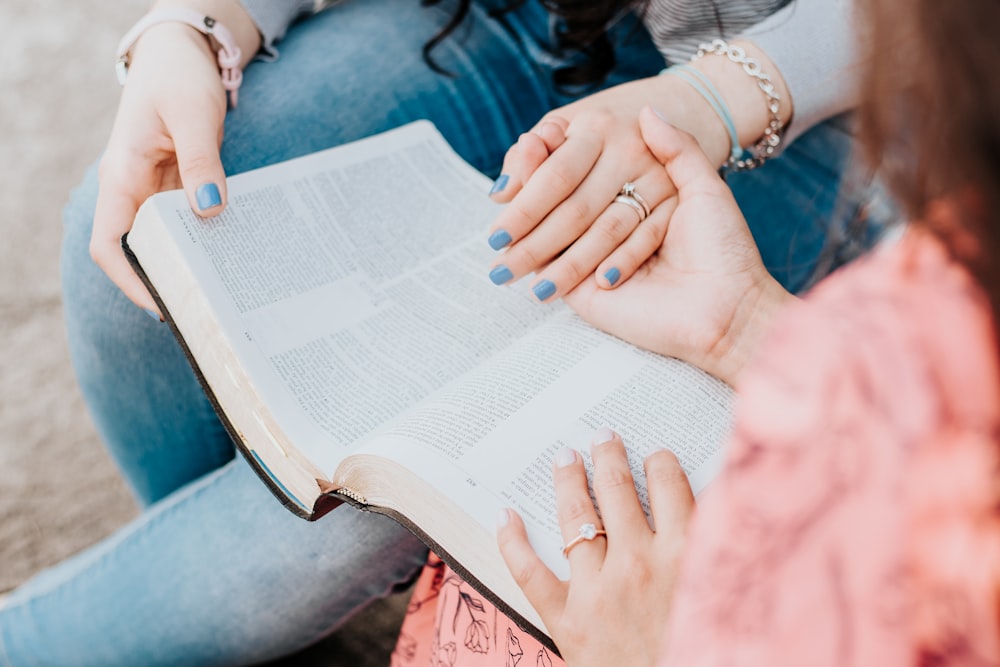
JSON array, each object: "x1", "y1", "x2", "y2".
[{"x1": 392, "y1": 230, "x2": 1000, "y2": 667}]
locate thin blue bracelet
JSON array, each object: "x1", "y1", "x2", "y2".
[{"x1": 660, "y1": 65, "x2": 742, "y2": 163}]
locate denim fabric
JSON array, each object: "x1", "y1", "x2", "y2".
[
  {"x1": 730, "y1": 112, "x2": 875, "y2": 292},
  {"x1": 0, "y1": 459, "x2": 427, "y2": 666},
  {"x1": 2, "y1": 0, "x2": 872, "y2": 664}
]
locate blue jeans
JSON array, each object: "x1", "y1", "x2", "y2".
[{"x1": 1, "y1": 1, "x2": 869, "y2": 665}]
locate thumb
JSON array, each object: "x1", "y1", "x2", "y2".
[
  {"x1": 172, "y1": 117, "x2": 228, "y2": 217},
  {"x1": 638, "y1": 106, "x2": 726, "y2": 195},
  {"x1": 496, "y1": 508, "x2": 565, "y2": 622}
]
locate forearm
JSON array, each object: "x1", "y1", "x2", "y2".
[{"x1": 588, "y1": 38, "x2": 792, "y2": 170}]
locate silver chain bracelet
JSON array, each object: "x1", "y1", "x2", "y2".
[{"x1": 694, "y1": 39, "x2": 784, "y2": 171}]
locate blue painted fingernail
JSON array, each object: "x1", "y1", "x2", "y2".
[
  {"x1": 488, "y1": 229, "x2": 512, "y2": 250},
  {"x1": 604, "y1": 267, "x2": 621, "y2": 286},
  {"x1": 532, "y1": 279, "x2": 556, "y2": 302},
  {"x1": 195, "y1": 182, "x2": 221, "y2": 210},
  {"x1": 489, "y1": 265, "x2": 514, "y2": 285},
  {"x1": 489, "y1": 174, "x2": 509, "y2": 195},
  {"x1": 144, "y1": 308, "x2": 161, "y2": 321}
]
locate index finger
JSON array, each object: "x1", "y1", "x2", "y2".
[
  {"x1": 91, "y1": 171, "x2": 160, "y2": 313},
  {"x1": 487, "y1": 130, "x2": 603, "y2": 249}
]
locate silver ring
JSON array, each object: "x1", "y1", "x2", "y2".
[
  {"x1": 613, "y1": 195, "x2": 647, "y2": 222},
  {"x1": 561, "y1": 522, "x2": 608, "y2": 556},
  {"x1": 619, "y1": 181, "x2": 651, "y2": 218}
]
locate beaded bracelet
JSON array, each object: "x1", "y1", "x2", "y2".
[
  {"x1": 694, "y1": 38, "x2": 784, "y2": 171},
  {"x1": 661, "y1": 65, "x2": 743, "y2": 165}
]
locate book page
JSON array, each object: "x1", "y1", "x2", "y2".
[
  {"x1": 140, "y1": 122, "x2": 565, "y2": 473},
  {"x1": 130, "y1": 120, "x2": 735, "y2": 630},
  {"x1": 361, "y1": 313, "x2": 733, "y2": 578}
]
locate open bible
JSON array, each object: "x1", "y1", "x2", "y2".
[{"x1": 123, "y1": 121, "x2": 734, "y2": 644}]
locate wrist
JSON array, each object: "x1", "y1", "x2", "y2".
[
  {"x1": 687, "y1": 39, "x2": 792, "y2": 153},
  {"x1": 118, "y1": 6, "x2": 252, "y2": 106},
  {"x1": 711, "y1": 277, "x2": 795, "y2": 387},
  {"x1": 647, "y1": 74, "x2": 733, "y2": 167},
  {"x1": 150, "y1": 0, "x2": 260, "y2": 66},
  {"x1": 129, "y1": 21, "x2": 216, "y2": 72}
]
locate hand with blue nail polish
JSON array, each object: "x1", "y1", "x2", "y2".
[
  {"x1": 564, "y1": 108, "x2": 793, "y2": 387},
  {"x1": 486, "y1": 93, "x2": 675, "y2": 304},
  {"x1": 481, "y1": 83, "x2": 697, "y2": 303},
  {"x1": 91, "y1": 15, "x2": 258, "y2": 314},
  {"x1": 483, "y1": 58, "x2": 776, "y2": 305}
]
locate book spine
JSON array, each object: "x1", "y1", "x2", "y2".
[{"x1": 333, "y1": 487, "x2": 367, "y2": 505}]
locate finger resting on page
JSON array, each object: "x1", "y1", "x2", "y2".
[
  {"x1": 645, "y1": 449, "x2": 695, "y2": 536},
  {"x1": 589, "y1": 430, "x2": 649, "y2": 542},
  {"x1": 552, "y1": 447, "x2": 607, "y2": 570}
]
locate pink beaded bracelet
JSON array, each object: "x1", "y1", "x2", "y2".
[{"x1": 115, "y1": 8, "x2": 243, "y2": 107}]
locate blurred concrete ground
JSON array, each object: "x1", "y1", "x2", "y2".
[{"x1": 0, "y1": 2, "x2": 405, "y2": 664}]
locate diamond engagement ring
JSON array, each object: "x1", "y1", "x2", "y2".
[
  {"x1": 613, "y1": 181, "x2": 650, "y2": 221},
  {"x1": 561, "y1": 522, "x2": 608, "y2": 556}
]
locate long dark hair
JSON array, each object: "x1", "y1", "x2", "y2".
[
  {"x1": 421, "y1": 0, "x2": 645, "y2": 87},
  {"x1": 858, "y1": 0, "x2": 1000, "y2": 334}
]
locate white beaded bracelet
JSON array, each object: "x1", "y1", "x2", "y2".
[
  {"x1": 116, "y1": 8, "x2": 243, "y2": 108},
  {"x1": 694, "y1": 39, "x2": 783, "y2": 171}
]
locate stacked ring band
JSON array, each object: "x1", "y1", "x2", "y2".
[
  {"x1": 561, "y1": 522, "x2": 608, "y2": 556},
  {"x1": 612, "y1": 181, "x2": 650, "y2": 222},
  {"x1": 620, "y1": 182, "x2": 651, "y2": 217}
]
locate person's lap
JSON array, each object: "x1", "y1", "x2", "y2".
[
  {"x1": 59, "y1": 0, "x2": 663, "y2": 507},
  {"x1": 0, "y1": 456, "x2": 428, "y2": 666},
  {"x1": 4, "y1": 3, "x2": 664, "y2": 665},
  {"x1": 8, "y1": 1, "x2": 866, "y2": 664}
]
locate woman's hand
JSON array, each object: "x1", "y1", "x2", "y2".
[
  {"x1": 92, "y1": 2, "x2": 259, "y2": 315},
  {"x1": 485, "y1": 80, "x2": 702, "y2": 302},
  {"x1": 566, "y1": 107, "x2": 793, "y2": 387},
  {"x1": 497, "y1": 428, "x2": 694, "y2": 667},
  {"x1": 485, "y1": 41, "x2": 791, "y2": 305}
]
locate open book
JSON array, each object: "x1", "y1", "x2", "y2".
[{"x1": 123, "y1": 121, "x2": 734, "y2": 645}]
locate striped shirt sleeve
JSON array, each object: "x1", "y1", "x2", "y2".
[
  {"x1": 239, "y1": 0, "x2": 317, "y2": 57},
  {"x1": 739, "y1": 0, "x2": 859, "y2": 144}
]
